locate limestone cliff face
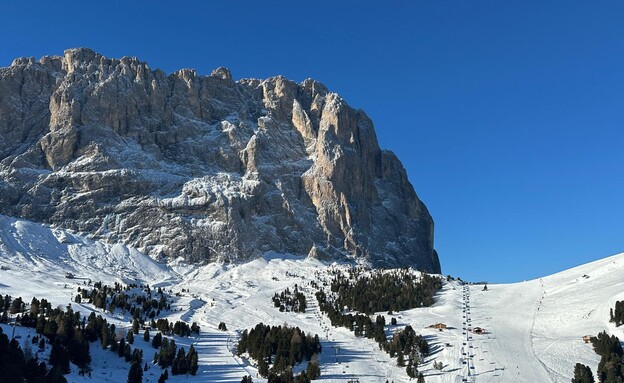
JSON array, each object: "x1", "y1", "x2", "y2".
[{"x1": 0, "y1": 48, "x2": 440, "y2": 272}]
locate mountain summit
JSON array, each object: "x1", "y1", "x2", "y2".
[{"x1": 0, "y1": 48, "x2": 440, "y2": 272}]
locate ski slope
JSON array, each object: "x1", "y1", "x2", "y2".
[{"x1": 0, "y1": 214, "x2": 622, "y2": 382}]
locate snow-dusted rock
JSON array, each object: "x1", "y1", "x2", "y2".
[{"x1": 0, "y1": 48, "x2": 440, "y2": 272}]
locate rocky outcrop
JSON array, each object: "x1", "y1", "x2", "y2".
[{"x1": 0, "y1": 48, "x2": 440, "y2": 272}]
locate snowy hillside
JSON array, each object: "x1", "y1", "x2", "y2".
[{"x1": 0, "y1": 214, "x2": 622, "y2": 382}]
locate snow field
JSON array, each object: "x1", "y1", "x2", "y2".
[{"x1": 2, "y1": 215, "x2": 624, "y2": 382}]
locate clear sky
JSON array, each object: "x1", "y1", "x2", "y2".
[{"x1": 1, "y1": 1, "x2": 622, "y2": 283}]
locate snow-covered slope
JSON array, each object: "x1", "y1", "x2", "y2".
[{"x1": 0, "y1": 214, "x2": 621, "y2": 382}]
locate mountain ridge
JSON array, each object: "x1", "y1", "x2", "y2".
[{"x1": 0, "y1": 48, "x2": 440, "y2": 272}]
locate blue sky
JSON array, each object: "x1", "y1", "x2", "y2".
[{"x1": 1, "y1": 1, "x2": 622, "y2": 282}]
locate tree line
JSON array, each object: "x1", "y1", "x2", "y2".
[
  {"x1": 328, "y1": 269, "x2": 442, "y2": 314},
  {"x1": 609, "y1": 301, "x2": 624, "y2": 327},
  {"x1": 77, "y1": 282, "x2": 171, "y2": 321},
  {"x1": 150, "y1": 318, "x2": 200, "y2": 337},
  {"x1": 0, "y1": 325, "x2": 52, "y2": 383},
  {"x1": 315, "y1": 290, "x2": 428, "y2": 380},
  {"x1": 573, "y1": 331, "x2": 623, "y2": 383},
  {"x1": 236, "y1": 323, "x2": 321, "y2": 382},
  {"x1": 272, "y1": 285, "x2": 306, "y2": 313},
  {"x1": 151, "y1": 334, "x2": 199, "y2": 376},
  {"x1": 0, "y1": 290, "x2": 200, "y2": 383}
]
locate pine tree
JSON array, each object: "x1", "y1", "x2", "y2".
[
  {"x1": 306, "y1": 353, "x2": 321, "y2": 379},
  {"x1": 166, "y1": 338, "x2": 177, "y2": 368},
  {"x1": 125, "y1": 343, "x2": 133, "y2": 362},
  {"x1": 68, "y1": 332, "x2": 91, "y2": 369},
  {"x1": 43, "y1": 320, "x2": 58, "y2": 340},
  {"x1": 35, "y1": 315, "x2": 46, "y2": 334},
  {"x1": 127, "y1": 331, "x2": 134, "y2": 344},
  {"x1": 127, "y1": 360, "x2": 143, "y2": 383},
  {"x1": 118, "y1": 338, "x2": 126, "y2": 357},
  {"x1": 176, "y1": 347, "x2": 188, "y2": 375},
  {"x1": 406, "y1": 360, "x2": 417, "y2": 380},
  {"x1": 572, "y1": 363, "x2": 595, "y2": 383},
  {"x1": 49, "y1": 341, "x2": 70, "y2": 374},
  {"x1": 257, "y1": 356, "x2": 269, "y2": 377},
  {"x1": 1, "y1": 337, "x2": 25, "y2": 383},
  {"x1": 132, "y1": 348, "x2": 143, "y2": 364},
  {"x1": 30, "y1": 297, "x2": 40, "y2": 315},
  {"x1": 23, "y1": 356, "x2": 47, "y2": 382},
  {"x1": 171, "y1": 357, "x2": 179, "y2": 375},
  {"x1": 9, "y1": 296, "x2": 24, "y2": 314},
  {"x1": 143, "y1": 329, "x2": 150, "y2": 342},
  {"x1": 188, "y1": 344, "x2": 199, "y2": 375},
  {"x1": 417, "y1": 372, "x2": 425, "y2": 383},
  {"x1": 191, "y1": 322, "x2": 200, "y2": 334},
  {"x1": 397, "y1": 350, "x2": 405, "y2": 367},
  {"x1": 295, "y1": 371, "x2": 310, "y2": 383},
  {"x1": 132, "y1": 319, "x2": 140, "y2": 334},
  {"x1": 152, "y1": 332, "x2": 162, "y2": 348},
  {"x1": 158, "y1": 337, "x2": 170, "y2": 367},
  {"x1": 45, "y1": 365, "x2": 68, "y2": 383}
]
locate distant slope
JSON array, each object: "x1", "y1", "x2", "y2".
[
  {"x1": 464, "y1": 253, "x2": 624, "y2": 383},
  {"x1": 533, "y1": 253, "x2": 624, "y2": 381},
  {"x1": 0, "y1": 214, "x2": 178, "y2": 292}
]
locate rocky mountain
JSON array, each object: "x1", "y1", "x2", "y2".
[{"x1": 0, "y1": 48, "x2": 440, "y2": 272}]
